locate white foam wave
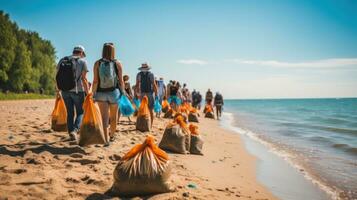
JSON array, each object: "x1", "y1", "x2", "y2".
[{"x1": 220, "y1": 111, "x2": 341, "y2": 200}]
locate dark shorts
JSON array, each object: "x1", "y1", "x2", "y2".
[{"x1": 141, "y1": 92, "x2": 155, "y2": 110}]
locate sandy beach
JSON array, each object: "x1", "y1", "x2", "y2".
[{"x1": 0, "y1": 99, "x2": 276, "y2": 200}]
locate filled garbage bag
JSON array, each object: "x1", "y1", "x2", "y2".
[
  {"x1": 174, "y1": 112, "x2": 188, "y2": 123},
  {"x1": 161, "y1": 100, "x2": 170, "y2": 113},
  {"x1": 51, "y1": 96, "x2": 67, "y2": 132},
  {"x1": 78, "y1": 94, "x2": 106, "y2": 146},
  {"x1": 136, "y1": 96, "x2": 151, "y2": 132},
  {"x1": 159, "y1": 116, "x2": 190, "y2": 154},
  {"x1": 119, "y1": 95, "x2": 135, "y2": 117},
  {"x1": 203, "y1": 104, "x2": 213, "y2": 114},
  {"x1": 111, "y1": 135, "x2": 173, "y2": 196},
  {"x1": 154, "y1": 97, "x2": 162, "y2": 113},
  {"x1": 163, "y1": 108, "x2": 175, "y2": 119},
  {"x1": 205, "y1": 111, "x2": 214, "y2": 119},
  {"x1": 188, "y1": 112, "x2": 199, "y2": 123},
  {"x1": 189, "y1": 124, "x2": 204, "y2": 155}
]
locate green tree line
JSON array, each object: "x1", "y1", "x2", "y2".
[{"x1": 0, "y1": 11, "x2": 56, "y2": 94}]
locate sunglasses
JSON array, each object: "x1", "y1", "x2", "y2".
[{"x1": 104, "y1": 42, "x2": 114, "y2": 46}]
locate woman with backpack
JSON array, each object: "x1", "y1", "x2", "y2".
[{"x1": 92, "y1": 43, "x2": 125, "y2": 146}]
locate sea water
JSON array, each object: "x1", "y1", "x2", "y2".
[{"x1": 221, "y1": 98, "x2": 357, "y2": 200}]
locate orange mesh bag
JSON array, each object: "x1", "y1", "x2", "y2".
[
  {"x1": 161, "y1": 100, "x2": 170, "y2": 113},
  {"x1": 188, "y1": 108, "x2": 199, "y2": 123},
  {"x1": 189, "y1": 124, "x2": 199, "y2": 135},
  {"x1": 174, "y1": 112, "x2": 188, "y2": 124},
  {"x1": 136, "y1": 96, "x2": 151, "y2": 132},
  {"x1": 179, "y1": 105, "x2": 189, "y2": 114},
  {"x1": 203, "y1": 104, "x2": 213, "y2": 113},
  {"x1": 78, "y1": 94, "x2": 106, "y2": 146},
  {"x1": 163, "y1": 108, "x2": 175, "y2": 118},
  {"x1": 204, "y1": 105, "x2": 214, "y2": 119},
  {"x1": 189, "y1": 124, "x2": 204, "y2": 155},
  {"x1": 51, "y1": 96, "x2": 67, "y2": 132},
  {"x1": 111, "y1": 135, "x2": 173, "y2": 196},
  {"x1": 159, "y1": 116, "x2": 190, "y2": 154}
]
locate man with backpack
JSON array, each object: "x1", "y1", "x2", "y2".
[
  {"x1": 136, "y1": 63, "x2": 158, "y2": 127},
  {"x1": 56, "y1": 45, "x2": 89, "y2": 141},
  {"x1": 214, "y1": 92, "x2": 224, "y2": 120}
]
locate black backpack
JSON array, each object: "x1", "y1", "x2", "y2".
[
  {"x1": 140, "y1": 71, "x2": 153, "y2": 93},
  {"x1": 56, "y1": 57, "x2": 79, "y2": 91}
]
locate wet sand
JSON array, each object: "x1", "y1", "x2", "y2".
[{"x1": 0, "y1": 99, "x2": 276, "y2": 200}]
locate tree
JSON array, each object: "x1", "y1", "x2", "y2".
[
  {"x1": 0, "y1": 11, "x2": 17, "y2": 88},
  {"x1": 0, "y1": 11, "x2": 56, "y2": 94},
  {"x1": 8, "y1": 42, "x2": 31, "y2": 92}
]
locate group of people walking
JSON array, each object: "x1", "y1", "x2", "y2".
[{"x1": 55, "y1": 44, "x2": 224, "y2": 143}]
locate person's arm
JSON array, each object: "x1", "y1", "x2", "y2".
[
  {"x1": 153, "y1": 75, "x2": 158, "y2": 96},
  {"x1": 115, "y1": 60, "x2": 125, "y2": 94},
  {"x1": 92, "y1": 61, "x2": 100, "y2": 94},
  {"x1": 81, "y1": 71, "x2": 89, "y2": 94},
  {"x1": 80, "y1": 60, "x2": 89, "y2": 94},
  {"x1": 127, "y1": 83, "x2": 133, "y2": 99}
]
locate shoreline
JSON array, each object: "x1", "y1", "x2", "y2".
[
  {"x1": 0, "y1": 99, "x2": 277, "y2": 199},
  {"x1": 220, "y1": 111, "x2": 338, "y2": 200}
]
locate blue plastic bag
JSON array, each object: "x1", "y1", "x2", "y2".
[
  {"x1": 154, "y1": 96, "x2": 162, "y2": 113},
  {"x1": 118, "y1": 95, "x2": 135, "y2": 117},
  {"x1": 133, "y1": 98, "x2": 141, "y2": 110}
]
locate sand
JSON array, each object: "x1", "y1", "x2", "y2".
[{"x1": 0, "y1": 99, "x2": 277, "y2": 200}]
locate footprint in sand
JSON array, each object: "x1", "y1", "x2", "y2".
[
  {"x1": 5, "y1": 168, "x2": 27, "y2": 174},
  {"x1": 65, "y1": 177, "x2": 80, "y2": 183},
  {"x1": 69, "y1": 158, "x2": 100, "y2": 165},
  {"x1": 69, "y1": 153, "x2": 84, "y2": 158}
]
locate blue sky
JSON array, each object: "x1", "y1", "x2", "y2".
[{"x1": 1, "y1": 0, "x2": 357, "y2": 98}]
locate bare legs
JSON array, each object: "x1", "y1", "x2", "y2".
[
  {"x1": 98, "y1": 102, "x2": 118, "y2": 143},
  {"x1": 149, "y1": 109, "x2": 154, "y2": 129}
]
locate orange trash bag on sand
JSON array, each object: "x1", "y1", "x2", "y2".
[
  {"x1": 189, "y1": 124, "x2": 204, "y2": 155},
  {"x1": 51, "y1": 96, "x2": 67, "y2": 132},
  {"x1": 136, "y1": 96, "x2": 151, "y2": 132},
  {"x1": 188, "y1": 108, "x2": 199, "y2": 123},
  {"x1": 163, "y1": 108, "x2": 175, "y2": 119},
  {"x1": 161, "y1": 100, "x2": 170, "y2": 113},
  {"x1": 78, "y1": 94, "x2": 106, "y2": 146},
  {"x1": 159, "y1": 115, "x2": 191, "y2": 154},
  {"x1": 111, "y1": 135, "x2": 173, "y2": 196},
  {"x1": 204, "y1": 104, "x2": 214, "y2": 119}
]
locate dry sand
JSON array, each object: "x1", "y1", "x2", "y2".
[{"x1": 0, "y1": 99, "x2": 277, "y2": 200}]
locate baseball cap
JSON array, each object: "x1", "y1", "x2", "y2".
[{"x1": 73, "y1": 45, "x2": 86, "y2": 57}]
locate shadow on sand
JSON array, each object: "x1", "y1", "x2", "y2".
[{"x1": 0, "y1": 142, "x2": 87, "y2": 157}]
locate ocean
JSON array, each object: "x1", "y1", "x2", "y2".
[{"x1": 221, "y1": 98, "x2": 357, "y2": 200}]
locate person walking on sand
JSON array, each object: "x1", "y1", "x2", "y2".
[
  {"x1": 56, "y1": 45, "x2": 89, "y2": 141},
  {"x1": 197, "y1": 91, "x2": 202, "y2": 110},
  {"x1": 136, "y1": 63, "x2": 158, "y2": 128},
  {"x1": 214, "y1": 92, "x2": 224, "y2": 120},
  {"x1": 118, "y1": 75, "x2": 133, "y2": 123},
  {"x1": 205, "y1": 89, "x2": 213, "y2": 105},
  {"x1": 92, "y1": 43, "x2": 125, "y2": 146},
  {"x1": 156, "y1": 77, "x2": 166, "y2": 117},
  {"x1": 168, "y1": 81, "x2": 181, "y2": 111}
]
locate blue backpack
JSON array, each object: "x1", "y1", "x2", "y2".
[{"x1": 98, "y1": 59, "x2": 118, "y2": 91}]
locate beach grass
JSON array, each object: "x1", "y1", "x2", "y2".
[{"x1": 0, "y1": 92, "x2": 54, "y2": 100}]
